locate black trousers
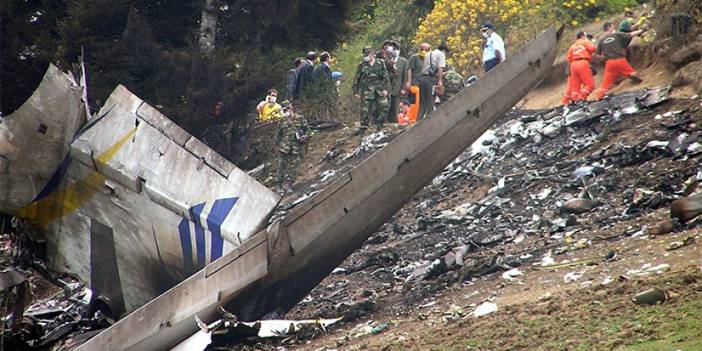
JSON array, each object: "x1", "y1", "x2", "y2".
[
  {"x1": 484, "y1": 58, "x2": 499, "y2": 73},
  {"x1": 418, "y1": 75, "x2": 437, "y2": 120},
  {"x1": 386, "y1": 95, "x2": 401, "y2": 123}
]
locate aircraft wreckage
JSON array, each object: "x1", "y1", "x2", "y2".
[{"x1": 0, "y1": 26, "x2": 560, "y2": 349}]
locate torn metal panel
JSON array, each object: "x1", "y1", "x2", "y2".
[
  {"x1": 79, "y1": 26, "x2": 560, "y2": 351},
  {"x1": 3, "y1": 73, "x2": 280, "y2": 318},
  {"x1": 27, "y1": 85, "x2": 281, "y2": 312},
  {"x1": 0, "y1": 64, "x2": 86, "y2": 212},
  {"x1": 76, "y1": 233, "x2": 268, "y2": 351}
]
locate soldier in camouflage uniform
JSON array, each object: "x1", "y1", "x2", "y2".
[
  {"x1": 437, "y1": 65, "x2": 465, "y2": 106},
  {"x1": 352, "y1": 46, "x2": 390, "y2": 138},
  {"x1": 274, "y1": 100, "x2": 309, "y2": 194}
]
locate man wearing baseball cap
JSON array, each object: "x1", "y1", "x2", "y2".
[{"x1": 481, "y1": 22, "x2": 506, "y2": 73}]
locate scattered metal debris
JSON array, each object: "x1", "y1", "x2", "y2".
[{"x1": 632, "y1": 288, "x2": 670, "y2": 305}]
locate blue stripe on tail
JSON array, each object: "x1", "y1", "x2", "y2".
[
  {"x1": 33, "y1": 156, "x2": 73, "y2": 201},
  {"x1": 189, "y1": 202, "x2": 206, "y2": 269},
  {"x1": 206, "y1": 197, "x2": 238, "y2": 261}
]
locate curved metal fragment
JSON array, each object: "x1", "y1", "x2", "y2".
[{"x1": 0, "y1": 64, "x2": 86, "y2": 212}]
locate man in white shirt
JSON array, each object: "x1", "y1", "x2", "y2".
[
  {"x1": 481, "y1": 22, "x2": 506, "y2": 73},
  {"x1": 418, "y1": 43, "x2": 449, "y2": 120}
]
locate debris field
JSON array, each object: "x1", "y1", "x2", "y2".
[{"x1": 261, "y1": 87, "x2": 702, "y2": 350}]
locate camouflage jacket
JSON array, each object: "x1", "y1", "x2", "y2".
[
  {"x1": 275, "y1": 113, "x2": 309, "y2": 155},
  {"x1": 352, "y1": 59, "x2": 390, "y2": 97},
  {"x1": 443, "y1": 69, "x2": 465, "y2": 94}
]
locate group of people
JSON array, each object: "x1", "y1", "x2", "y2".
[
  {"x1": 351, "y1": 23, "x2": 505, "y2": 138},
  {"x1": 258, "y1": 12, "x2": 647, "y2": 194},
  {"x1": 256, "y1": 50, "x2": 345, "y2": 194},
  {"x1": 256, "y1": 22, "x2": 511, "y2": 193},
  {"x1": 287, "y1": 51, "x2": 340, "y2": 102},
  {"x1": 562, "y1": 10, "x2": 647, "y2": 105}
]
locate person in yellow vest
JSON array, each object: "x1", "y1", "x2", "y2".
[{"x1": 256, "y1": 89, "x2": 283, "y2": 122}]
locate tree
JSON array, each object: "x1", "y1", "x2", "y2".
[
  {"x1": 0, "y1": 0, "x2": 67, "y2": 114},
  {"x1": 198, "y1": 0, "x2": 219, "y2": 57}
]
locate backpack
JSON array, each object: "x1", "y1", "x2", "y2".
[{"x1": 444, "y1": 70, "x2": 465, "y2": 93}]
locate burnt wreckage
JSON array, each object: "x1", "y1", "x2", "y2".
[{"x1": 1, "y1": 27, "x2": 560, "y2": 350}]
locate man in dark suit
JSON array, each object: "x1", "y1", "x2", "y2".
[
  {"x1": 293, "y1": 51, "x2": 317, "y2": 100},
  {"x1": 286, "y1": 57, "x2": 303, "y2": 101},
  {"x1": 385, "y1": 41, "x2": 409, "y2": 123},
  {"x1": 313, "y1": 52, "x2": 332, "y2": 81}
]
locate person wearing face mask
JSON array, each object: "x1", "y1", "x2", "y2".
[
  {"x1": 256, "y1": 88, "x2": 283, "y2": 122},
  {"x1": 481, "y1": 22, "x2": 506, "y2": 73},
  {"x1": 385, "y1": 40, "x2": 409, "y2": 124},
  {"x1": 406, "y1": 43, "x2": 430, "y2": 123},
  {"x1": 352, "y1": 46, "x2": 391, "y2": 138},
  {"x1": 274, "y1": 100, "x2": 309, "y2": 194}
]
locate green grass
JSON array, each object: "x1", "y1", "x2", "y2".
[{"x1": 622, "y1": 299, "x2": 702, "y2": 351}]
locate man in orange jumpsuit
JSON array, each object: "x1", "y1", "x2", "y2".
[
  {"x1": 594, "y1": 22, "x2": 644, "y2": 100},
  {"x1": 562, "y1": 31, "x2": 597, "y2": 105}
]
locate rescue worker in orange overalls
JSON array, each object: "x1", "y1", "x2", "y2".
[
  {"x1": 562, "y1": 31, "x2": 597, "y2": 105},
  {"x1": 593, "y1": 22, "x2": 645, "y2": 100}
]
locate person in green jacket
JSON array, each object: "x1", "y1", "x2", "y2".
[
  {"x1": 274, "y1": 100, "x2": 309, "y2": 194},
  {"x1": 352, "y1": 46, "x2": 390, "y2": 138}
]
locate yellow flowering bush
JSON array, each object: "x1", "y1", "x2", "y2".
[{"x1": 415, "y1": 0, "x2": 634, "y2": 75}]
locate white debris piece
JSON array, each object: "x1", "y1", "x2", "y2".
[
  {"x1": 540, "y1": 251, "x2": 555, "y2": 266},
  {"x1": 171, "y1": 317, "x2": 221, "y2": 351},
  {"x1": 320, "y1": 169, "x2": 337, "y2": 183},
  {"x1": 473, "y1": 301, "x2": 498, "y2": 317},
  {"x1": 563, "y1": 271, "x2": 584, "y2": 283},
  {"x1": 531, "y1": 187, "x2": 552, "y2": 201},
  {"x1": 646, "y1": 140, "x2": 669, "y2": 149},
  {"x1": 501, "y1": 268, "x2": 523, "y2": 281},
  {"x1": 488, "y1": 177, "x2": 507, "y2": 194},
  {"x1": 572, "y1": 166, "x2": 595, "y2": 178},
  {"x1": 470, "y1": 129, "x2": 496, "y2": 156},
  {"x1": 627, "y1": 263, "x2": 670, "y2": 277},
  {"x1": 436, "y1": 201, "x2": 474, "y2": 221}
]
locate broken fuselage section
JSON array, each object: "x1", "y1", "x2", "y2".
[{"x1": 0, "y1": 66, "x2": 280, "y2": 317}]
